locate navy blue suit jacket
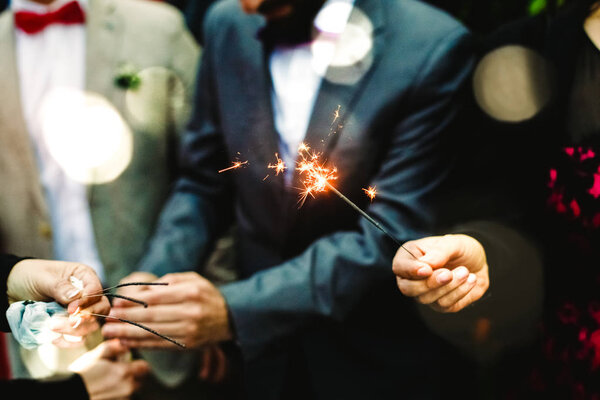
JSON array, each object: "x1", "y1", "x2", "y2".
[{"x1": 141, "y1": 0, "x2": 474, "y2": 397}]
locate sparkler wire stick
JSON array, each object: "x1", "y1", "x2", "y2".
[
  {"x1": 325, "y1": 182, "x2": 417, "y2": 259},
  {"x1": 84, "y1": 293, "x2": 148, "y2": 308},
  {"x1": 91, "y1": 282, "x2": 169, "y2": 295},
  {"x1": 87, "y1": 312, "x2": 186, "y2": 348}
]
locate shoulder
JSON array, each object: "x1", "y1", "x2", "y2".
[
  {"x1": 203, "y1": 0, "x2": 262, "y2": 41},
  {"x1": 102, "y1": 0, "x2": 188, "y2": 36},
  {"x1": 387, "y1": 0, "x2": 469, "y2": 39}
]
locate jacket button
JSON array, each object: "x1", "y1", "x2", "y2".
[{"x1": 38, "y1": 222, "x2": 52, "y2": 239}]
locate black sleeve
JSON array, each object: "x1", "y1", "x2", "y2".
[
  {"x1": 3, "y1": 373, "x2": 89, "y2": 399},
  {"x1": 0, "y1": 254, "x2": 25, "y2": 332}
]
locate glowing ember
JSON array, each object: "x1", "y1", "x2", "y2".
[
  {"x1": 363, "y1": 186, "x2": 377, "y2": 201},
  {"x1": 268, "y1": 153, "x2": 287, "y2": 175},
  {"x1": 295, "y1": 145, "x2": 338, "y2": 206},
  {"x1": 332, "y1": 105, "x2": 341, "y2": 124},
  {"x1": 218, "y1": 160, "x2": 248, "y2": 173}
]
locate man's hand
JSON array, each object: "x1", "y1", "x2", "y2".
[
  {"x1": 69, "y1": 339, "x2": 149, "y2": 400},
  {"x1": 393, "y1": 234, "x2": 489, "y2": 313},
  {"x1": 102, "y1": 272, "x2": 232, "y2": 348},
  {"x1": 7, "y1": 259, "x2": 110, "y2": 336}
]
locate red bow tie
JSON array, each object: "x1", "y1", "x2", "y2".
[{"x1": 14, "y1": 1, "x2": 85, "y2": 35}]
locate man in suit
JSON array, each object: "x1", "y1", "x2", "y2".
[
  {"x1": 0, "y1": 0, "x2": 207, "y2": 396},
  {"x1": 104, "y1": 0, "x2": 482, "y2": 398}
]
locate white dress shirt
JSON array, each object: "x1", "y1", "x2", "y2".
[
  {"x1": 13, "y1": 0, "x2": 105, "y2": 282},
  {"x1": 269, "y1": 0, "x2": 354, "y2": 184}
]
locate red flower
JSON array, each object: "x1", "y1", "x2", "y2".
[{"x1": 558, "y1": 302, "x2": 580, "y2": 325}]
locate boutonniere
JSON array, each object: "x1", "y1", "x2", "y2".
[{"x1": 114, "y1": 63, "x2": 141, "y2": 90}]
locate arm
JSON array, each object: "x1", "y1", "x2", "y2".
[{"x1": 137, "y1": 20, "x2": 233, "y2": 277}]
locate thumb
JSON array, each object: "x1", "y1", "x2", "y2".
[
  {"x1": 53, "y1": 278, "x2": 84, "y2": 306},
  {"x1": 418, "y1": 235, "x2": 461, "y2": 269},
  {"x1": 96, "y1": 339, "x2": 129, "y2": 360}
]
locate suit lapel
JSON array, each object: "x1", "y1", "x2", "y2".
[
  {"x1": 85, "y1": 0, "x2": 123, "y2": 96},
  {"x1": 239, "y1": 23, "x2": 286, "y2": 196},
  {"x1": 0, "y1": 11, "x2": 48, "y2": 217},
  {"x1": 85, "y1": 0, "x2": 123, "y2": 202}
]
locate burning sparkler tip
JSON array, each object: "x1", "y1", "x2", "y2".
[{"x1": 363, "y1": 186, "x2": 377, "y2": 201}]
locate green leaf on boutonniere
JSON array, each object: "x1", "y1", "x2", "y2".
[{"x1": 114, "y1": 64, "x2": 142, "y2": 90}]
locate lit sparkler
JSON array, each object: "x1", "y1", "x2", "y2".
[
  {"x1": 363, "y1": 186, "x2": 377, "y2": 201},
  {"x1": 268, "y1": 153, "x2": 287, "y2": 175},
  {"x1": 218, "y1": 160, "x2": 248, "y2": 173},
  {"x1": 293, "y1": 144, "x2": 417, "y2": 259}
]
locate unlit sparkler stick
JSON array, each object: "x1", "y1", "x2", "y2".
[
  {"x1": 86, "y1": 312, "x2": 186, "y2": 348},
  {"x1": 324, "y1": 182, "x2": 417, "y2": 259},
  {"x1": 84, "y1": 293, "x2": 148, "y2": 308},
  {"x1": 100, "y1": 282, "x2": 168, "y2": 293}
]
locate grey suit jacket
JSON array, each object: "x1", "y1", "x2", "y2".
[{"x1": 141, "y1": 0, "x2": 476, "y2": 398}]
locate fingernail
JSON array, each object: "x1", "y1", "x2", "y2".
[
  {"x1": 417, "y1": 265, "x2": 432, "y2": 276},
  {"x1": 437, "y1": 271, "x2": 452, "y2": 284},
  {"x1": 67, "y1": 288, "x2": 81, "y2": 300},
  {"x1": 468, "y1": 274, "x2": 477, "y2": 284},
  {"x1": 455, "y1": 268, "x2": 469, "y2": 280}
]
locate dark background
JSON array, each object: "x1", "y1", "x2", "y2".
[{"x1": 0, "y1": 0, "x2": 575, "y2": 38}]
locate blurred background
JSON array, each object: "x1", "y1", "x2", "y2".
[{"x1": 0, "y1": 0, "x2": 576, "y2": 38}]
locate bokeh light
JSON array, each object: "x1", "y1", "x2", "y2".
[
  {"x1": 40, "y1": 88, "x2": 133, "y2": 185},
  {"x1": 311, "y1": 2, "x2": 374, "y2": 85},
  {"x1": 473, "y1": 45, "x2": 555, "y2": 122}
]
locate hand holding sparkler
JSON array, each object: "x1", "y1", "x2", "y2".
[
  {"x1": 103, "y1": 272, "x2": 232, "y2": 349},
  {"x1": 393, "y1": 235, "x2": 489, "y2": 313},
  {"x1": 7, "y1": 259, "x2": 110, "y2": 338}
]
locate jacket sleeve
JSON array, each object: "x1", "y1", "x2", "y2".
[
  {"x1": 220, "y1": 28, "x2": 476, "y2": 359},
  {"x1": 138, "y1": 12, "x2": 234, "y2": 276},
  {"x1": 1, "y1": 254, "x2": 24, "y2": 331}
]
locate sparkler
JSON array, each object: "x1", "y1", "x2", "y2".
[
  {"x1": 294, "y1": 144, "x2": 417, "y2": 259},
  {"x1": 72, "y1": 280, "x2": 185, "y2": 347},
  {"x1": 268, "y1": 153, "x2": 286, "y2": 176},
  {"x1": 363, "y1": 186, "x2": 377, "y2": 201},
  {"x1": 218, "y1": 160, "x2": 248, "y2": 173}
]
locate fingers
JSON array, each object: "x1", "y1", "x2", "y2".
[
  {"x1": 396, "y1": 268, "x2": 453, "y2": 297},
  {"x1": 417, "y1": 235, "x2": 465, "y2": 269},
  {"x1": 112, "y1": 272, "x2": 159, "y2": 308},
  {"x1": 416, "y1": 267, "x2": 473, "y2": 305},
  {"x1": 113, "y1": 274, "x2": 209, "y2": 307},
  {"x1": 103, "y1": 320, "x2": 188, "y2": 340},
  {"x1": 392, "y1": 241, "x2": 432, "y2": 279},
  {"x1": 96, "y1": 338, "x2": 130, "y2": 359},
  {"x1": 108, "y1": 303, "x2": 198, "y2": 323},
  {"x1": 430, "y1": 273, "x2": 477, "y2": 311},
  {"x1": 57, "y1": 263, "x2": 104, "y2": 308},
  {"x1": 128, "y1": 359, "x2": 150, "y2": 379}
]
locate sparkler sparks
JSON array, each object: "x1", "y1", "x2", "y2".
[
  {"x1": 218, "y1": 160, "x2": 248, "y2": 173},
  {"x1": 268, "y1": 153, "x2": 287, "y2": 175},
  {"x1": 363, "y1": 186, "x2": 377, "y2": 201},
  {"x1": 291, "y1": 144, "x2": 416, "y2": 259}
]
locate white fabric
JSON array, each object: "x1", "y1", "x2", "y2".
[
  {"x1": 13, "y1": 0, "x2": 105, "y2": 282},
  {"x1": 269, "y1": 0, "x2": 354, "y2": 184}
]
